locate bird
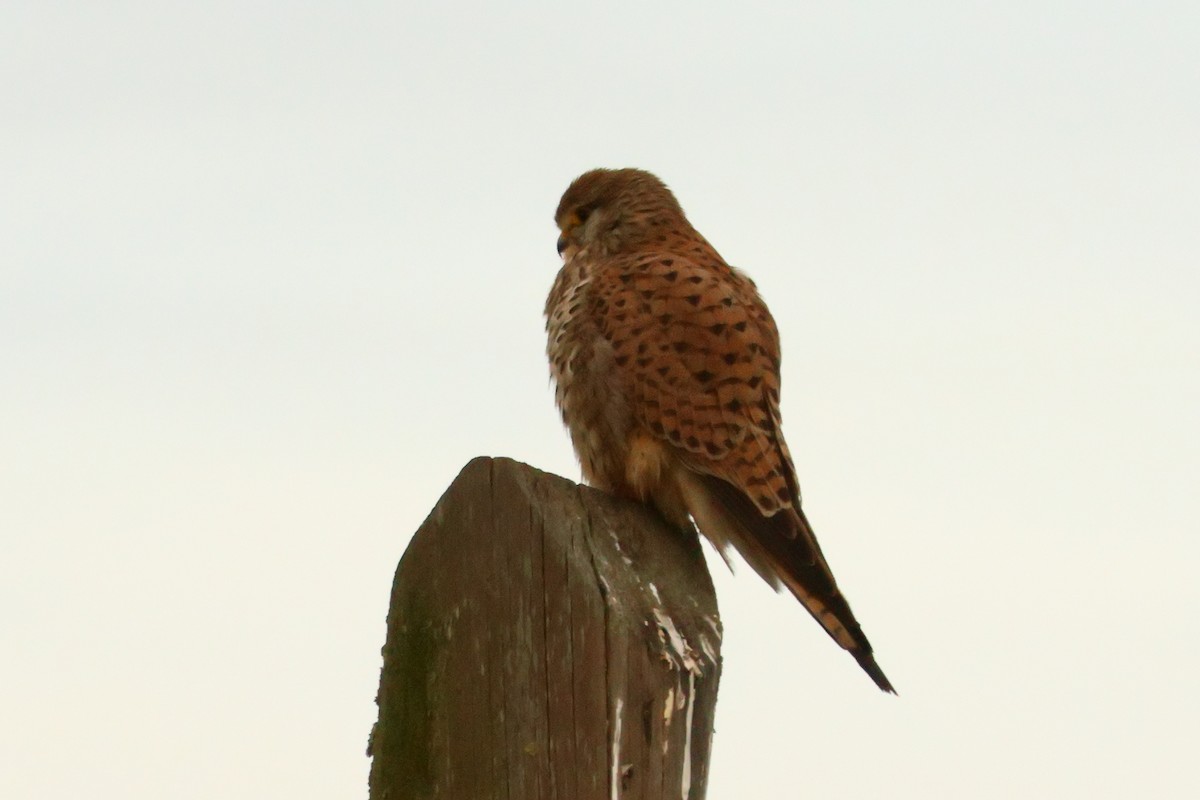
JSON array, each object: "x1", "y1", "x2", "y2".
[{"x1": 545, "y1": 168, "x2": 894, "y2": 693}]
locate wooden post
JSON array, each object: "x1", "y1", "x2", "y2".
[{"x1": 369, "y1": 457, "x2": 722, "y2": 800}]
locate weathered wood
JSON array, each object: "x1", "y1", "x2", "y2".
[{"x1": 369, "y1": 457, "x2": 722, "y2": 800}]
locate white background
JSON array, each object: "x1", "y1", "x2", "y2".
[{"x1": 3, "y1": 2, "x2": 1197, "y2": 797}]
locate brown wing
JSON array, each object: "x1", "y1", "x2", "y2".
[
  {"x1": 590, "y1": 249, "x2": 896, "y2": 693},
  {"x1": 589, "y1": 250, "x2": 793, "y2": 507}
]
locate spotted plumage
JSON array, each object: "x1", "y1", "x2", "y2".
[{"x1": 546, "y1": 168, "x2": 894, "y2": 693}]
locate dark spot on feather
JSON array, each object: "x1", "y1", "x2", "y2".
[
  {"x1": 722, "y1": 353, "x2": 737, "y2": 365},
  {"x1": 619, "y1": 274, "x2": 634, "y2": 284},
  {"x1": 705, "y1": 442, "x2": 722, "y2": 456},
  {"x1": 685, "y1": 435, "x2": 700, "y2": 449},
  {"x1": 614, "y1": 354, "x2": 630, "y2": 367},
  {"x1": 687, "y1": 275, "x2": 704, "y2": 284},
  {"x1": 685, "y1": 295, "x2": 701, "y2": 306},
  {"x1": 733, "y1": 320, "x2": 747, "y2": 332},
  {"x1": 657, "y1": 313, "x2": 673, "y2": 325},
  {"x1": 694, "y1": 369, "x2": 715, "y2": 383},
  {"x1": 709, "y1": 323, "x2": 726, "y2": 335},
  {"x1": 672, "y1": 341, "x2": 691, "y2": 353},
  {"x1": 724, "y1": 398, "x2": 741, "y2": 413},
  {"x1": 661, "y1": 259, "x2": 674, "y2": 266},
  {"x1": 664, "y1": 270, "x2": 678, "y2": 282},
  {"x1": 748, "y1": 376, "x2": 762, "y2": 388},
  {"x1": 656, "y1": 366, "x2": 670, "y2": 377}
]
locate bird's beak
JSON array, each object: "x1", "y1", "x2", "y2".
[{"x1": 557, "y1": 211, "x2": 584, "y2": 257}]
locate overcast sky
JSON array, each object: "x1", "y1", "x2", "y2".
[{"x1": 3, "y1": 2, "x2": 1198, "y2": 798}]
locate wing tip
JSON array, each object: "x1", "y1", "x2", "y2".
[{"x1": 854, "y1": 650, "x2": 897, "y2": 695}]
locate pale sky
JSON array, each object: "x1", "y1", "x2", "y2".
[{"x1": 3, "y1": 2, "x2": 1198, "y2": 798}]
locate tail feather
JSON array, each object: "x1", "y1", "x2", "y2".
[{"x1": 685, "y1": 471, "x2": 896, "y2": 694}]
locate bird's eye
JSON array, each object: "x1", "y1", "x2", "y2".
[{"x1": 576, "y1": 205, "x2": 593, "y2": 223}]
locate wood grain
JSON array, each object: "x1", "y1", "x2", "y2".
[{"x1": 369, "y1": 457, "x2": 722, "y2": 799}]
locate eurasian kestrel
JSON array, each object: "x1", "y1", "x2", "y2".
[{"x1": 546, "y1": 168, "x2": 894, "y2": 693}]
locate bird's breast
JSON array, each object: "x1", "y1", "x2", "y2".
[{"x1": 546, "y1": 264, "x2": 636, "y2": 492}]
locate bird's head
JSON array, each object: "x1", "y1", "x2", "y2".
[{"x1": 555, "y1": 168, "x2": 688, "y2": 260}]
